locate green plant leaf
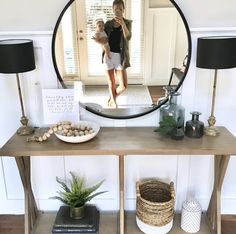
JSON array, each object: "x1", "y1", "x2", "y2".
[
  {"x1": 159, "y1": 125, "x2": 173, "y2": 135},
  {"x1": 156, "y1": 116, "x2": 178, "y2": 135},
  {"x1": 50, "y1": 196, "x2": 68, "y2": 205},
  {"x1": 56, "y1": 177, "x2": 71, "y2": 193},
  {"x1": 50, "y1": 172, "x2": 107, "y2": 208},
  {"x1": 83, "y1": 179, "x2": 105, "y2": 197},
  {"x1": 70, "y1": 172, "x2": 80, "y2": 194},
  {"x1": 85, "y1": 191, "x2": 108, "y2": 203},
  {"x1": 160, "y1": 116, "x2": 177, "y2": 126}
]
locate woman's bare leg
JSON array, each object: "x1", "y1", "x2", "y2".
[
  {"x1": 116, "y1": 69, "x2": 128, "y2": 97},
  {"x1": 106, "y1": 69, "x2": 117, "y2": 107}
]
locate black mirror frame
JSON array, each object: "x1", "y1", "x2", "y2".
[{"x1": 52, "y1": 0, "x2": 192, "y2": 119}]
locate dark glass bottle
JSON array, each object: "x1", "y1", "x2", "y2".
[{"x1": 185, "y1": 112, "x2": 204, "y2": 138}]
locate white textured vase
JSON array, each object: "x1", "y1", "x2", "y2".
[{"x1": 181, "y1": 198, "x2": 202, "y2": 233}]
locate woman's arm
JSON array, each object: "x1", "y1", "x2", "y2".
[{"x1": 114, "y1": 17, "x2": 132, "y2": 40}]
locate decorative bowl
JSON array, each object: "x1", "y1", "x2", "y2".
[{"x1": 54, "y1": 121, "x2": 100, "y2": 143}]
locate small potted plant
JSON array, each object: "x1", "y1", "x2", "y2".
[
  {"x1": 155, "y1": 116, "x2": 184, "y2": 140},
  {"x1": 51, "y1": 171, "x2": 107, "y2": 219}
]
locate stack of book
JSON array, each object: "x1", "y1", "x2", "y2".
[{"x1": 52, "y1": 205, "x2": 100, "y2": 234}]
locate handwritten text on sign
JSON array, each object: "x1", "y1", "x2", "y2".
[
  {"x1": 46, "y1": 95, "x2": 74, "y2": 113},
  {"x1": 42, "y1": 89, "x2": 79, "y2": 124}
]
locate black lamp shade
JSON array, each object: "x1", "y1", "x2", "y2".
[
  {"x1": 197, "y1": 36, "x2": 236, "y2": 69},
  {"x1": 0, "y1": 39, "x2": 35, "y2": 73}
]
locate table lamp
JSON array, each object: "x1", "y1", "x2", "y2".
[
  {"x1": 196, "y1": 36, "x2": 236, "y2": 136},
  {"x1": 0, "y1": 39, "x2": 36, "y2": 135}
]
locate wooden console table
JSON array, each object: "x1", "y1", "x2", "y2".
[{"x1": 1, "y1": 127, "x2": 236, "y2": 234}]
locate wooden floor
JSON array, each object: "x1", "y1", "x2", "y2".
[
  {"x1": 148, "y1": 86, "x2": 165, "y2": 104},
  {"x1": 222, "y1": 215, "x2": 236, "y2": 234},
  {"x1": 0, "y1": 214, "x2": 235, "y2": 234},
  {"x1": 0, "y1": 215, "x2": 24, "y2": 234}
]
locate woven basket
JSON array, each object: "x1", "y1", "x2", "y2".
[{"x1": 136, "y1": 180, "x2": 175, "y2": 227}]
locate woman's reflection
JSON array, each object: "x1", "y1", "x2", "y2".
[{"x1": 93, "y1": 0, "x2": 132, "y2": 108}]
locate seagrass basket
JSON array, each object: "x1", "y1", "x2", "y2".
[{"x1": 136, "y1": 180, "x2": 175, "y2": 227}]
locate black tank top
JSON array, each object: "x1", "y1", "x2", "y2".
[{"x1": 109, "y1": 26, "x2": 122, "y2": 53}]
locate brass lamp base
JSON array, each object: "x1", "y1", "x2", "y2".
[
  {"x1": 17, "y1": 125, "x2": 35, "y2": 136},
  {"x1": 16, "y1": 116, "x2": 35, "y2": 136},
  {"x1": 204, "y1": 126, "x2": 220, "y2": 136}
]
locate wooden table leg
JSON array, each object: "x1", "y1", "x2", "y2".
[
  {"x1": 15, "y1": 156, "x2": 38, "y2": 234},
  {"x1": 207, "y1": 155, "x2": 230, "y2": 234},
  {"x1": 119, "y1": 155, "x2": 125, "y2": 234}
]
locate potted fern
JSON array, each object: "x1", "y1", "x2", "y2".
[{"x1": 51, "y1": 172, "x2": 107, "y2": 219}]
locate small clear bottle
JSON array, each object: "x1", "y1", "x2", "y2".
[{"x1": 185, "y1": 112, "x2": 204, "y2": 138}]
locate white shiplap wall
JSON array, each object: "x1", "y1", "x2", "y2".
[{"x1": 1, "y1": 28, "x2": 236, "y2": 215}]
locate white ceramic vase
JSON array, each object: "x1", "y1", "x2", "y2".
[{"x1": 181, "y1": 197, "x2": 202, "y2": 233}]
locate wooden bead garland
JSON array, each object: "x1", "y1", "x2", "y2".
[{"x1": 27, "y1": 121, "x2": 95, "y2": 142}]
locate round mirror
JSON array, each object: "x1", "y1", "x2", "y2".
[{"x1": 52, "y1": 0, "x2": 191, "y2": 119}]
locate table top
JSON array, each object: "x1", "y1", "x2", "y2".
[{"x1": 1, "y1": 127, "x2": 236, "y2": 157}]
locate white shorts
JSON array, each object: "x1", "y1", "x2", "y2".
[{"x1": 104, "y1": 52, "x2": 123, "y2": 70}]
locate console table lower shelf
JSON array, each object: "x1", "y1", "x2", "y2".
[
  {"x1": 32, "y1": 212, "x2": 211, "y2": 234},
  {"x1": 1, "y1": 127, "x2": 235, "y2": 234}
]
